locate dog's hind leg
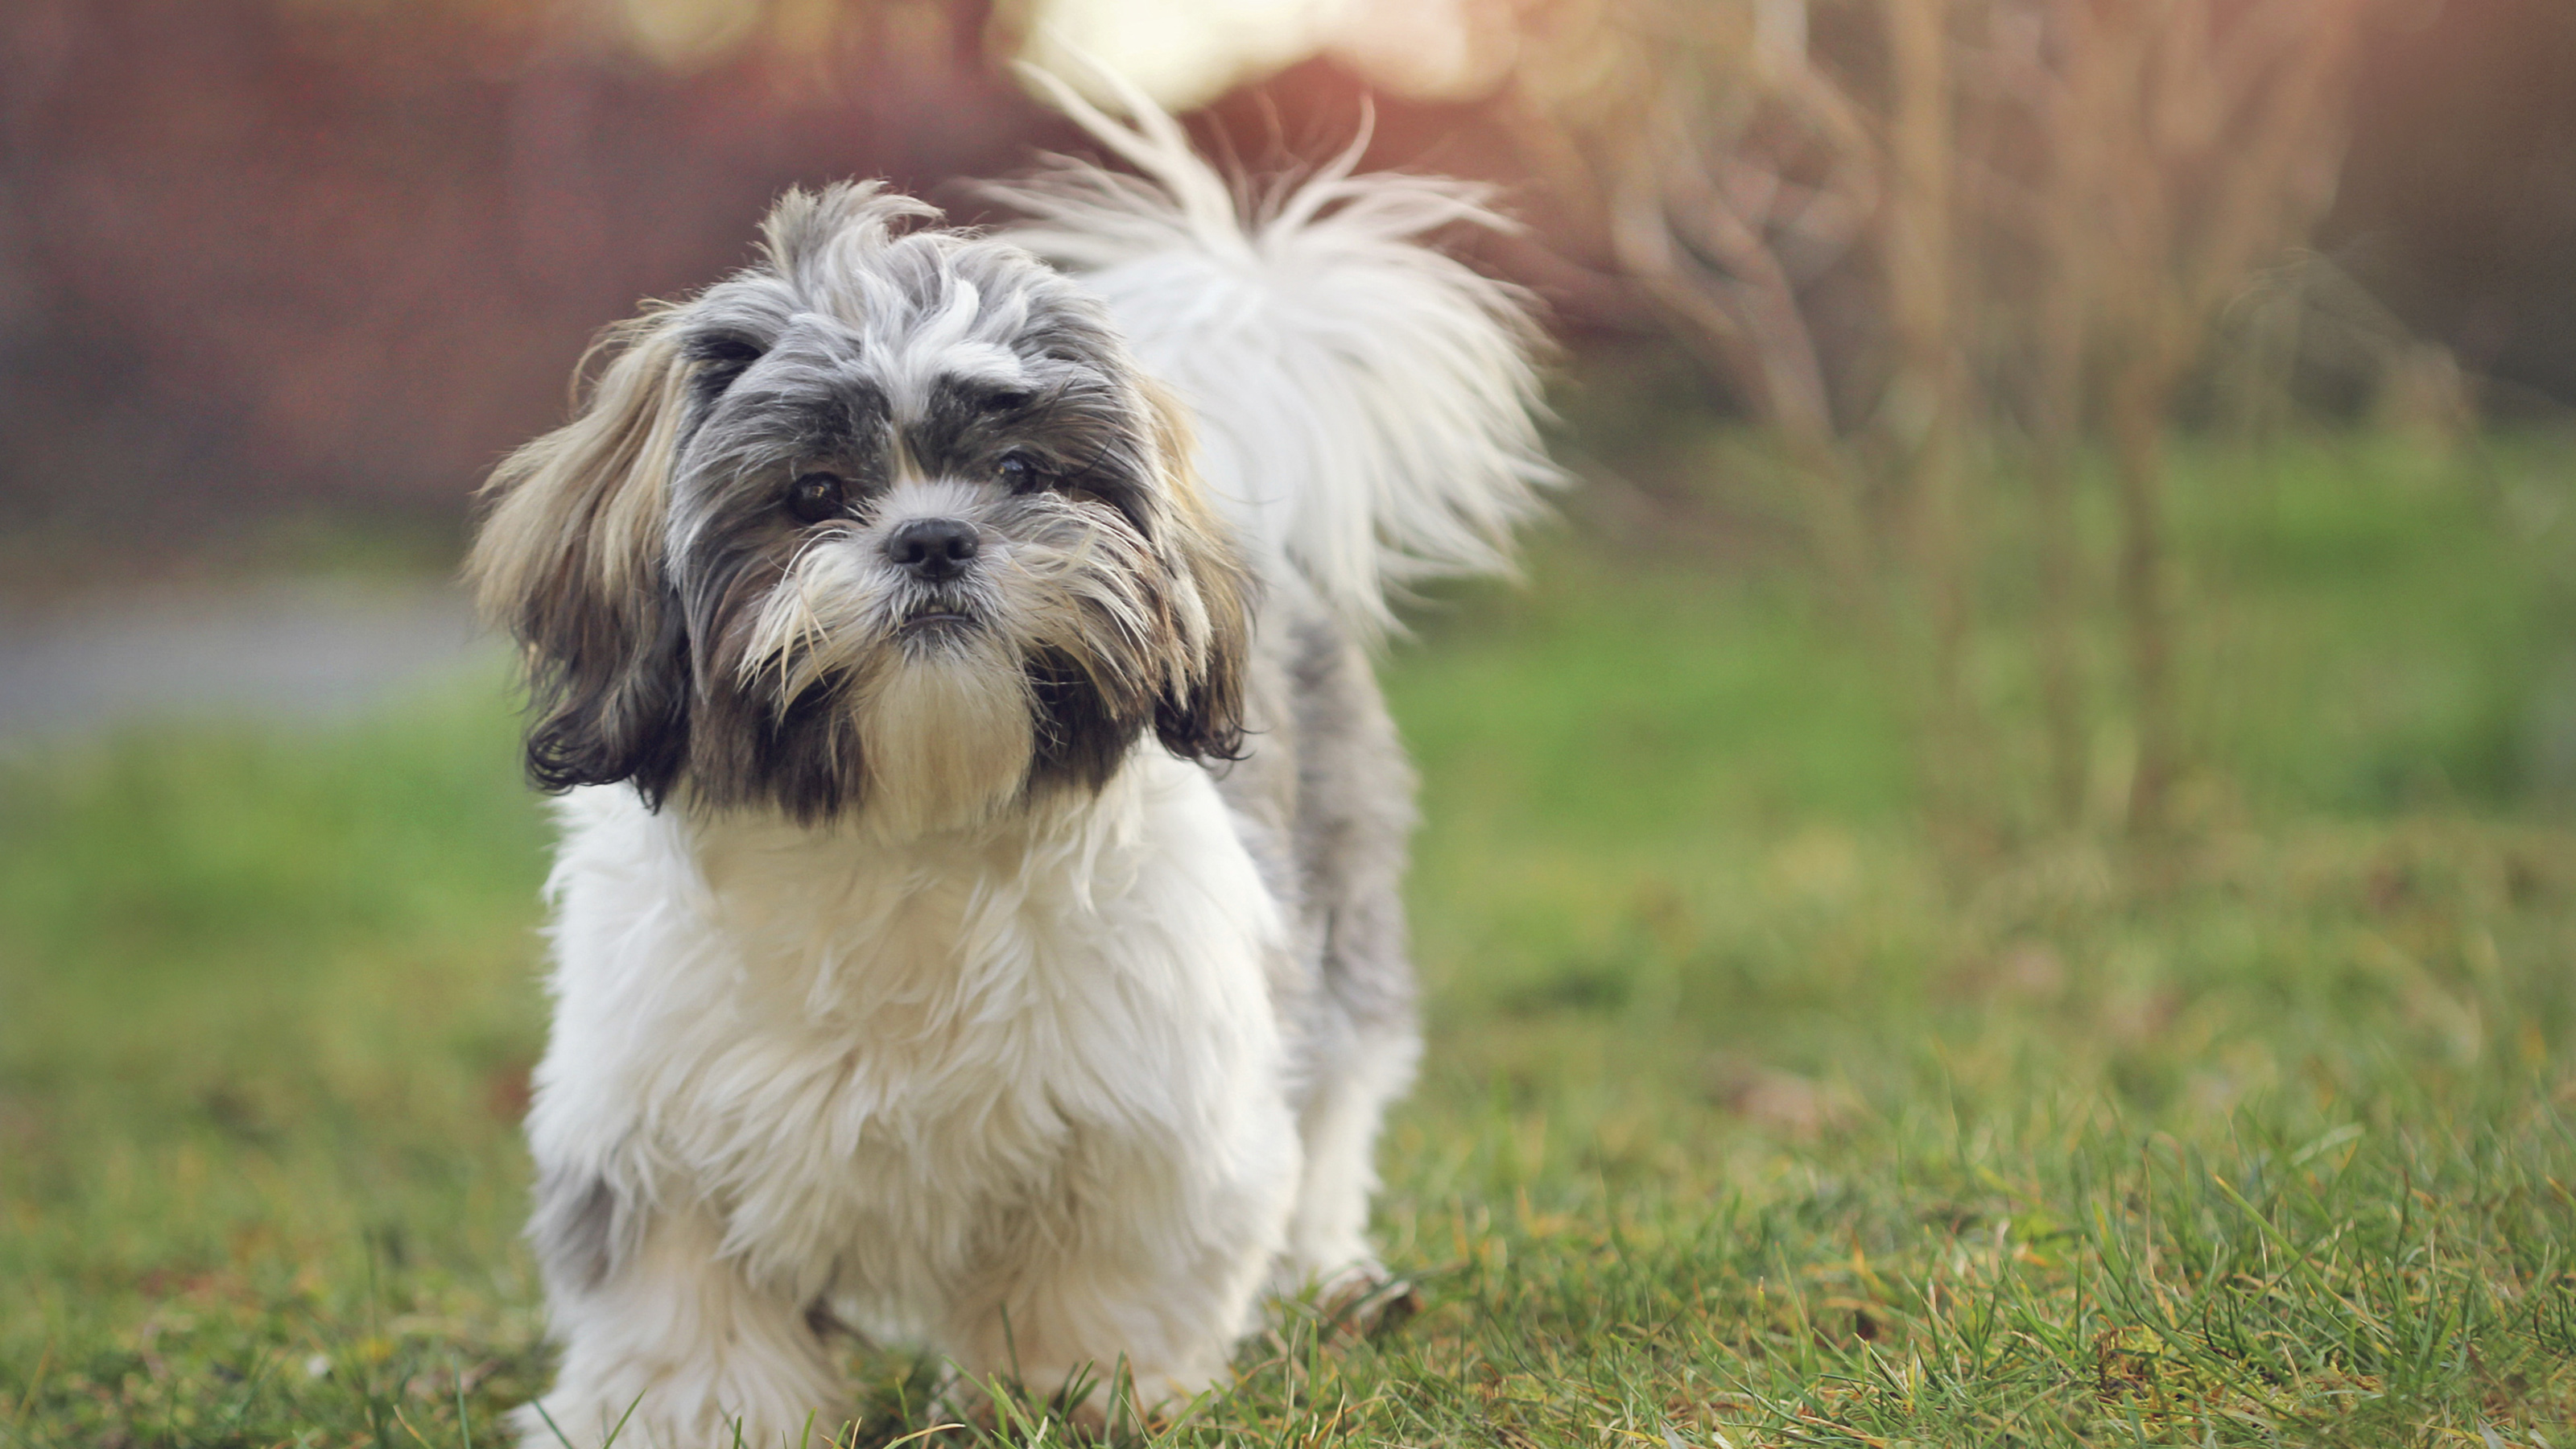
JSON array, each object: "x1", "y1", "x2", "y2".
[
  {"x1": 1269, "y1": 616, "x2": 1423, "y2": 1307},
  {"x1": 1279, "y1": 1026, "x2": 1418, "y2": 1305}
]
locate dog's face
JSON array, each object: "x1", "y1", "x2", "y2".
[{"x1": 469, "y1": 184, "x2": 1251, "y2": 832}]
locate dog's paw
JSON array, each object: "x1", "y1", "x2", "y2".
[
  {"x1": 1274, "y1": 1261, "x2": 1421, "y2": 1340},
  {"x1": 931, "y1": 1360, "x2": 1215, "y2": 1437},
  {"x1": 512, "y1": 1388, "x2": 842, "y2": 1449},
  {"x1": 1323, "y1": 1269, "x2": 1422, "y2": 1340}
]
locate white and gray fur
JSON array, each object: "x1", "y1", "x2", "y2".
[{"x1": 469, "y1": 75, "x2": 1551, "y2": 1449}]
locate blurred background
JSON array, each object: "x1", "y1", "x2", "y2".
[
  {"x1": 3, "y1": 0, "x2": 2574, "y2": 528},
  {"x1": 4, "y1": 0, "x2": 2575, "y2": 829},
  {"x1": 12, "y1": 1, "x2": 2576, "y2": 1440}
]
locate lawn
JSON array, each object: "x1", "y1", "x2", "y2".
[{"x1": 4, "y1": 432, "x2": 2574, "y2": 1446}]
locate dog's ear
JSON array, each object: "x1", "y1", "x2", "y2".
[
  {"x1": 466, "y1": 313, "x2": 697, "y2": 804},
  {"x1": 1141, "y1": 386, "x2": 1254, "y2": 763}
]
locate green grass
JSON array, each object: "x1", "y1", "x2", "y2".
[{"x1": 6, "y1": 432, "x2": 2576, "y2": 1446}]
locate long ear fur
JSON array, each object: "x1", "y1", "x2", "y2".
[
  {"x1": 466, "y1": 313, "x2": 694, "y2": 803},
  {"x1": 1143, "y1": 385, "x2": 1253, "y2": 764}
]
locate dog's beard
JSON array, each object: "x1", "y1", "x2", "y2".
[
  {"x1": 854, "y1": 642, "x2": 1036, "y2": 836},
  {"x1": 723, "y1": 481, "x2": 1180, "y2": 833}
]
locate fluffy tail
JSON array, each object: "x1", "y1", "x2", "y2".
[{"x1": 988, "y1": 67, "x2": 1558, "y2": 635}]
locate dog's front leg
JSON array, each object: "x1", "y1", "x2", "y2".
[
  {"x1": 517, "y1": 1199, "x2": 845, "y2": 1449},
  {"x1": 936, "y1": 1119, "x2": 1300, "y2": 1423}
]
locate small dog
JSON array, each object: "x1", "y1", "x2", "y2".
[{"x1": 469, "y1": 76, "x2": 1551, "y2": 1447}]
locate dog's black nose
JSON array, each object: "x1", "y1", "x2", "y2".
[{"x1": 885, "y1": 518, "x2": 980, "y2": 580}]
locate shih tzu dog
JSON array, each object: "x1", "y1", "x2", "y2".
[{"x1": 468, "y1": 74, "x2": 1552, "y2": 1447}]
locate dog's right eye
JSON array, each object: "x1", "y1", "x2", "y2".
[{"x1": 784, "y1": 472, "x2": 848, "y2": 524}]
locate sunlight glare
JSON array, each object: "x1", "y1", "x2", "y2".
[{"x1": 1021, "y1": 0, "x2": 1500, "y2": 109}]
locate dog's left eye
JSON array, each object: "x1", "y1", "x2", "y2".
[
  {"x1": 784, "y1": 472, "x2": 848, "y2": 523},
  {"x1": 995, "y1": 453, "x2": 1046, "y2": 490}
]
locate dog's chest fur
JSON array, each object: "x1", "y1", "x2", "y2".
[{"x1": 533, "y1": 753, "x2": 1291, "y2": 1331}]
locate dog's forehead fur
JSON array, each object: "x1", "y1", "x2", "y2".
[{"x1": 676, "y1": 188, "x2": 1125, "y2": 434}]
